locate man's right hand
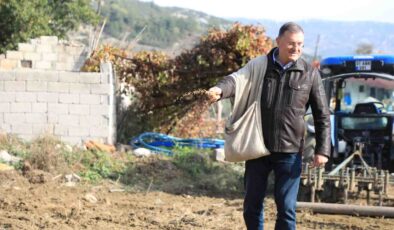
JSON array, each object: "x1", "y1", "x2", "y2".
[{"x1": 207, "y1": 87, "x2": 222, "y2": 102}]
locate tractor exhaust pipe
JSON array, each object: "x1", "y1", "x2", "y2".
[{"x1": 297, "y1": 202, "x2": 394, "y2": 218}]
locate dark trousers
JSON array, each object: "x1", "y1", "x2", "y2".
[{"x1": 243, "y1": 152, "x2": 302, "y2": 230}]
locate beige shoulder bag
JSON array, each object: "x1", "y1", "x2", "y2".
[{"x1": 224, "y1": 56, "x2": 270, "y2": 162}]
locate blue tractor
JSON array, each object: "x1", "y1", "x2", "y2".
[{"x1": 304, "y1": 55, "x2": 394, "y2": 172}]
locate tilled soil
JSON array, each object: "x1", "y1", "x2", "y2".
[{"x1": 0, "y1": 170, "x2": 393, "y2": 230}]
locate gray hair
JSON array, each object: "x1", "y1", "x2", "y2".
[{"x1": 278, "y1": 22, "x2": 304, "y2": 37}]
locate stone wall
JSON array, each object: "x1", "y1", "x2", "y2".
[
  {"x1": 0, "y1": 63, "x2": 116, "y2": 145},
  {"x1": 0, "y1": 36, "x2": 87, "y2": 72}
]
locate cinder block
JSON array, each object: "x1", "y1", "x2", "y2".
[
  {"x1": 29, "y1": 38, "x2": 40, "y2": 45},
  {"x1": 68, "y1": 126, "x2": 89, "y2": 136},
  {"x1": 26, "y1": 113, "x2": 47, "y2": 124},
  {"x1": 79, "y1": 115, "x2": 101, "y2": 127},
  {"x1": 58, "y1": 72, "x2": 80, "y2": 83},
  {"x1": 48, "y1": 82, "x2": 69, "y2": 93},
  {"x1": 73, "y1": 50, "x2": 86, "y2": 58},
  {"x1": 54, "y1": 63, "x2": 67, "y2": 71},
  {"x1": 79, "y1": 73, "x2": 101, "y2": 84},
  {"x1": 17, "y1": 134, "x2": 34, "y2": 142},
  {"x1": 11, "y1": 102, "x2": 31, "y2": 112},
  {"x1": 89, "y1": 126, "x2": 108, "y2": 137},
  {"x1": 100, "y1": 73, "x2": 109, "y2": 83},
  {"x1": 57, "y1": 54, "x2": 74, "y2": 63},
  {"x1": 37, "y1": 92, "x2": 59, "y2": 103},
  {"x1": 42, "y1": 53, "x2": 57, "y2": 62},
  {"x1": 15, "y1": 92, "x2": 36, "y2": 102},
  {"x1": 60, "y1": 136, "x2": 83, "y2": 145},
  {"x1": 101, "y1": 95, "x2": 110, "y2": 105},
  {"x1": 69, "y1": 83, "x2": 90, "y2": 93},
  {"x1": 6, "y1": 51, "x2": 23, "y2": 60},
  {"x1": 4, "y1": 113, "x2": 25, "y2": 124},
  {"x1": 47, "y1": 114, "x2": 58, "y2": 123},
  {"x1": 0, "y1": 92, "x2": 15, "y2": 102},
  {"x1": 23, "y1": 52, "x2": 40, "y2": 61},
  {"x1": 35, "y1": 44, "x2": 53, "y2": 53},
  {"x1": 4, "y1": 81, "x2": 26, "y2": 92},
  {"x1": 18, "y1": 43, "x2": 35, "y2": 52},
  {"x1": 65, "y1": 45, "x2": 84, "y2": 55},
  {"x1": 32, "y1": 124, "x2": 54, "y2": 135},
  {"x1": 40, "y1": 36, "x2": 58, "y2": 45},
  {"x1": 12, "y1": 124, "x2": 33, "y2": 134},
  {"x1": 0, "y1": 103, "x2": 10, "y2": 112},
  {"x1": 90, "y1": 105, "x2": 109, "y2": 115},
  {"x1": 27, "y1": 81, "x2": 48, "y2": 91},
  {"x1": 59, "y1": 93, "x2": 79, "y2": 104},
  {"x1": 99, "y1": 116, "x2": 109, "y2": 126},
  {"x1": 69, "y1": 104, "x2": 89, "y2": 115},
  {"x1": 48, "y1": 103, "x2": 68, "y2": 114},
  {"x1": 54, "y1": 125, "x2": 68, "y2": 135},
  {"x1": 56, "y1": 45, "x2": 65, "y2": 53},
  {"x1": 15, "y1": 71, "x2": 35, "y2": 81},
  {"x1": 80, "y1": 94, "x2": 100, "y2": 104},
  {"x1": 58, "y1": 114, "x2": 79, "y2": 126},
  {"x1": 0, "y1": 70, "x2": 16, "y2": 80},
  {"x1": 0, "y1": 59, "x2": 18, "y2": 69},
  {"x1": 32, "y1": 103, "x2": 47, "y2": 113},
  {"x1": 31, "y1": 71, "x2": 58, "y2": 82},
  {"x1": 90, "y1": 84, "x2": 109, "y2": 94},
  {"x1": 35, "y1": 61, "x2": 52, "y2": 70},
  {"x1": 0, "y1": 123, "x2": 11, "y2": 133}
]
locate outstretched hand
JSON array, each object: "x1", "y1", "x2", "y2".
[{"x1": 207, "y1": 87, "x2": 222, "y2": 103}]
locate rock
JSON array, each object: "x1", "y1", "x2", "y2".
[
  {"x1": 133, "y1": 148, "x2": 152, "y2": 157},
  {"x1": 0, "y1": 150, "x2": 22, "y2": 164},
  {"x1": 24, "y1": 170, "x2": 51, "y2": 184},
  {"x1": 64, "y1": 173, "x2": 81, "y2": 183},
  {"x1": 213, "y1": 148, "x2": 225, "y2": 162},
  {"x1": 84, "y1": 193, "x2": 98, "y2": 203}
]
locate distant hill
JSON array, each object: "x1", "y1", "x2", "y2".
[
  {"x1": 100, "y1": 0, "x2": 230, "y2": 49},
  {"x1": 231, "y1": 18, "x2": 394, "y2": 58},
  {"x1": 94, "y1": 1, "x2": 394, "y2": 59}
]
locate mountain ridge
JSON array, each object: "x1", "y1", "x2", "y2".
[{"x1": 230, "y1": 18, "x2": 394, "y2": 57}]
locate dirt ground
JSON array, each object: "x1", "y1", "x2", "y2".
[{"x1": 0, "y1": 170, "x2": 393, "y2": 230}]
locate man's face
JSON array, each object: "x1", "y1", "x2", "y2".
[{"x1": 276, "y1": 31, "x2": 304, "y2": 64}]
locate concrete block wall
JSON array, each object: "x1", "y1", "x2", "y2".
[
  {"x1": 0, "y1": 63, "x2": 116, "y2": 145},
  {"x1": 0, "y1": 36, "x2": 87, "y2": 72}
]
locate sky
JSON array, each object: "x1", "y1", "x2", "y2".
[{"x1": 143, "y1": 0, "x2": 394, "y2": 23}]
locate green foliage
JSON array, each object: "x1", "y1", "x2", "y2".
[
  {"x1": 0, "y1": 0, "x2": 99, "y2": 53},
  {"x1": 173, "y1": 147, "x2": 213, "y2": 177},
  {"x1": 172, "y1": 147, "x2": 244, "y2": 194},
  {"x1": 120, "y1": 150, "x2": 244, "y2": 196},
  {"x1": 0, "y1": 134, "x2": 30, "y2": 159},
  {"x1": 100, "y1": 0, "x2": 229, "y2": 48},
  {"x1": 77, "y1": 150, "x2": 128, "y2": 182}
]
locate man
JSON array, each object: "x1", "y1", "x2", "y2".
[{"x1": 208, "y1": 22, "x2": 330, "y2": 230}]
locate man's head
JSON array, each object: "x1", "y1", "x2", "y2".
[{"x1": 276, "y1": 22, "x2": 304, "y2": 65}]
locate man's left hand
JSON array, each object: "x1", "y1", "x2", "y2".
[{"x1": 311, "y1": 154, "x2": 328, "y2": 168}]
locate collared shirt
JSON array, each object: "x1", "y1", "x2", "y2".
[{"x1": 273, "y1": 48, "x2": 295, "y2": 71}]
